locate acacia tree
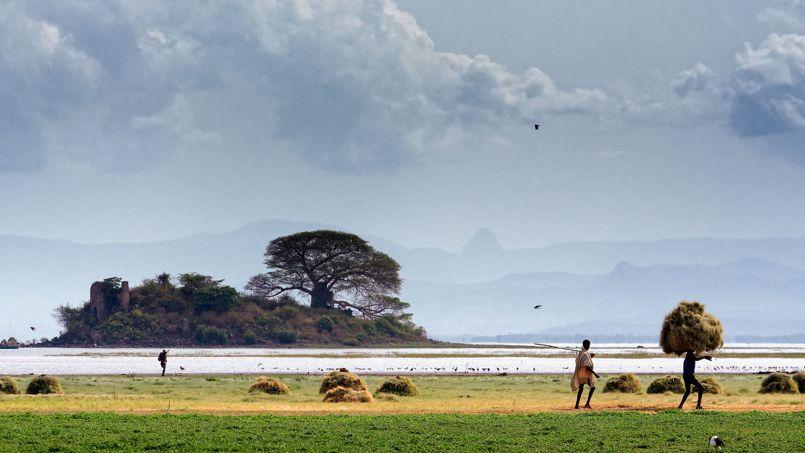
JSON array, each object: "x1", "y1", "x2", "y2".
[{"x1": 245, "y1": 230, "x2": 407, "y2": 319}]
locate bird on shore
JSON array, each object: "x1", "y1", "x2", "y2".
[
  {"x1": 533, "y1": 305, "x2": 542, "y2": 309},
  {"x1": 179, "y1": 366, "x2": 185, "y2": 371},
  {"x1": 709, "y1": 436, "x2": 724, "y2": 452}
]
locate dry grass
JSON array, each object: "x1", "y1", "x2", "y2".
[
  {"x1": 322, "y1": 386, "x2": 373, "y2": 403},
  {"x1": 0, "y1": 377, "x2": 20, "y2": 395},
  {"x1": 646, "y1": 376, "x2": 684, "y2": 394},
  {"x1": 700, "y1": 377, "x2": 723, "y2": 394},
  {"x1": 318, "y1": 370, "x2": 367, "y2": 394},
  {"x1": 376, "y1": 376, "x2": 419, "y2": 397},
  {"x1": 0, "y1": 374, "x2": 801, "y2": 415},
  {"x1": 792, "y1": 372, "x2": 805, "y2": 393},
  {"x1": 603, "y1": 374, "x2": 642, "y2": 394},
  {"x1": 759, "y1": 373, "x2": 799, "y2": 394},
  {"x1": 25, "y1": 376, "x2": 63, "y2": 395},
  {"x1": 659, "y1": 301, "x2": 723, "y2": 355},
  {"x1": 248, "y1": 376, "x2": 290, "y2": 395}
]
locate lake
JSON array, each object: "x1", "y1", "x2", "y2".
[{"x1": 2, "y1": 344, "x2": 803, "y2": 375}]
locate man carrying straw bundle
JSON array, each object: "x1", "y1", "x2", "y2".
[
  {"x1": 571, "y1": 339, "x2": 600, "y2": 409},
  {"x1": 678, "y1": 348, "x2": 712, "y2": 410}
]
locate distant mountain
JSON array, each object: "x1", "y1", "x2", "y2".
[
  {"x1": 404, "y1": 259, "x2": 805, "y2": 338},
  {"x1": 1, "y1": 221, "x2": 805, "y2": 340}
]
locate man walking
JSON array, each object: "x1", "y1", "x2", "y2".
[
  {"x1": 158, "y1": 349, "x2": 169, "y2": 376},
  {"x1": 678, "y1": 348, "x2": 711, "y2": 410},
  {"x1": 571, "y1": 339, "x2": 600, "y2": 409}
]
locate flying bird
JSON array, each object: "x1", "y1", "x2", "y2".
[
  {"x1": 709, "y1": 436, "x2": 724, "y2": 452},
  {"x1": 30, "y1": 326, "x2": 36, "y2": 331},
  {"x1": 533, "y1": 305, "x2": 542, "y2": 309},
  {"x1": 534, "y1": 124, "x2": 539, "y2": 130}
]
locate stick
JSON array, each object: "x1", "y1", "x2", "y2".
[{"x1": 533, "y1": 343, "x2": 581, "y2": 352}]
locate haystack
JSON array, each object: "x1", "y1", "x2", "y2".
[
  {"x1": 646, "y1": 376, "x2": 685, "y2": 394},
  {"x1": 248, "y1": 376, "x2": 290, "y2": 395},
  {"x1": 376, "y1": 376, "x2": 419, "y2": 397},
  {"x1": 759, "y1": 373, "x2": 799, "y2": 394},
  {"x1": 25, "y1": 375, "x2": 63, "y2": 395},
  {"x1": 322, "y1": 386, "x2": 373, "y2": 403},
  {"x1": 659, "y1": 301, "x2": 723, "y2": 355},
  {"x1": 319, "y1": 369, "x2": 367, "y2": 394},
  {"x1": 699, "y1": 377, "x2": 722, "y2": 394},
  {"x1": 792, "y1": 372, "x2": 805, "y2": 393},
  {"x1": 602, "y1": 374, "x2": 642, "y2": 393},
  {"x1": 0, "y1": 376, "x2": 20, "y2": 395}
]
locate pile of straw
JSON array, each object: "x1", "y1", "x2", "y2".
[{"x1": 659, "y1": 301, "x2": 723, "y2": 355}]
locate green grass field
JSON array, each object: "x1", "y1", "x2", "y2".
[{"x1": 0, "y1": 411, "x2": 802, "y2": 452}]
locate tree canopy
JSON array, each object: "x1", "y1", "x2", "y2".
[{"x1": 246, "y1": 230, "x2": 406, "y2": 319}]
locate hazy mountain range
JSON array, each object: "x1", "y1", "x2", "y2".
[{"x1": 1, "y1": 220, "x2": 804, "y2": 341}]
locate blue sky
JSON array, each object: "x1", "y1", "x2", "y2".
[{"x1": 1, "y1": 0, "x2": 805, "y2": 249}]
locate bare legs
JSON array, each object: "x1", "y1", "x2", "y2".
[{"x1": 575, "y1": 384, "x2": 595, "y2": 409}]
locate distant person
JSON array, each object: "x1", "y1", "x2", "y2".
[
  {"x1": 678, "y1": 348, "x2": 711, "y2": 410},
  {"x1": 158, "y1": 349, "x2": 169, "y2": 376},
  {"x1": 571, "y1": 339, "x2": 599, "y2": 409}
]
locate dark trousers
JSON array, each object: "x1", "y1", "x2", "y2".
[{"x1": 679, "y1": 374, "x2": 703, "y2": 408}]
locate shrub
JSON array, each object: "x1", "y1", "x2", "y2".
[
  {"x1": 659, "y1": 301, "x2": 723, "y2": 355},
  {"x1": 602, "y1": 374, "x2": 642, "y2": 393},
  {"x1": 274, "y1": 329, "x2": 297, "y2": 344},
  {"x1": 759, "y1": 373, "x2": 799, "y2": 394},
  {"x1": 194, "y1": 325, "x2": 229, "y2": 345},
  {"x1": 646, "y1": 376, "x2": 684, "y2": 394},
  {"x1": 319, "y1": 370, "x2": 367, "y2": 394},
  {"x1": 792, "y1": 372, "x2": 805, "y2": 393},
  {"x1": 376, "y1": 376, "x2": 419, "y2": 397},
  {"x1": 248, "y1": 376, "x2": 290, "y2": 395},
  {"x1": 0, "y1": 376, "x2": 20, "y2": 395},
  {"x1": 316, "y1": 316, "x2": 334, "y2": 333},
  {"x1": 322, "y1": 386, "x2": 372, "y2": 403},
  {"x1": 26, "y1": 375, "x2": 63, "y2": 395},
  {"x1": 699, "y1": 377, "x2": 723, "y2": 394},
  {"x1": 243, "y1": 330, "x2": 258, "y2": 345}
]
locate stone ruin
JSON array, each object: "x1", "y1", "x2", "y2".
[{"x1": 89, "y1": 279, "x2": 130, "y2": 322}]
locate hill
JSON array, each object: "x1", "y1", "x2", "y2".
[{"x1": 49, "y1": 274, "x2": 427, "y2": 347}]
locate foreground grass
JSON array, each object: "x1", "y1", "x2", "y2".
[
  {"x1": 1, "y1": 374, "x2": 801, "y2": 414},
  {"x1": 0, "y1": 411, "x2": 802, "y2": 452}
]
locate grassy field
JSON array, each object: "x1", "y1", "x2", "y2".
[
  {"x1": 0, "y1": 374, "x2": 801, "y2": 414},
  {"x1": 0, "y1": 411, "x2": 802, "y2": 452}
]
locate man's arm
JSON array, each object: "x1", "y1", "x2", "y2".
[{"x1": 585, "y1": 366, "x2": 600, "y2": 379}]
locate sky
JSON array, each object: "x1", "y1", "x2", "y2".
[{"x1": 2, "y1": 0, "x2": 805, "y2": 250}]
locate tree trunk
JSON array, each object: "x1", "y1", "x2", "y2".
[{"x1": 310, "y1": 283, "x2": 334, "y2": 309}]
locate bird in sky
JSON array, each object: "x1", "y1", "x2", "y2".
[
  {"x1": 29, "y1": 326, "x2": 36, "y2": 331},
  {"x1": 534, "y1": 124, "x2": 539, "y2": 130},
  {"x1": 533, "y1": 305, "x2": 542, "y2": 309}
]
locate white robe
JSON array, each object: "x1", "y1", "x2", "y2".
[{"x1": 571, "y1": 350, "x2": 595, "y2": 391}]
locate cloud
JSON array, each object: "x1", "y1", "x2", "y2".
[
  {"x1": 671, "y1": 63, "x2": 714, "y2": 97},
  {"x1": 0, "y1": 0, "x2": 607, "y2": 174},
  {"x1": 728, "y1": 33, "x2": 805, "y2": 136}
]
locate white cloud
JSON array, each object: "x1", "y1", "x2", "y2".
[
  {"x1": 0, "y1": 0, "x2": 608, "y2": 173},
  {"x1": 671, "y1": 63, "x2": 714, "y2": 97},
  {"x1": 729, "y1": 33, "x2": 805, "y2": 136}
]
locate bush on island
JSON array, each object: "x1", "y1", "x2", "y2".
[
  {"x1": 322, "y1": 386, "x2": 373, "y2": 403},
  {"x1": 602, "y1": 374, "x2": 642, "y2": 394},
  {"x1": 659, "y1": 301, "x2": 723, "y2": 355},
  {"x1": 646, "y1": 376, "x2": 685, "y2": 394},
  {"x1": 248, "y1": 376, "x2": 290, "y2": 395},
  {"x1": 26, "y1": 375, "x2": 63, "y2": 395},
  {"x1": 0, "y1": 376, "x2": 20, "y2": 395},
  {"x1": 759, "y1": 373, "x2": 799, "y2": 394},
  {"x1": 319, "y1": 369, "x2": 367, "y2": 394},
  {"x1": 376, "y1": 376, "x2": 419, "y2": 397}
]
